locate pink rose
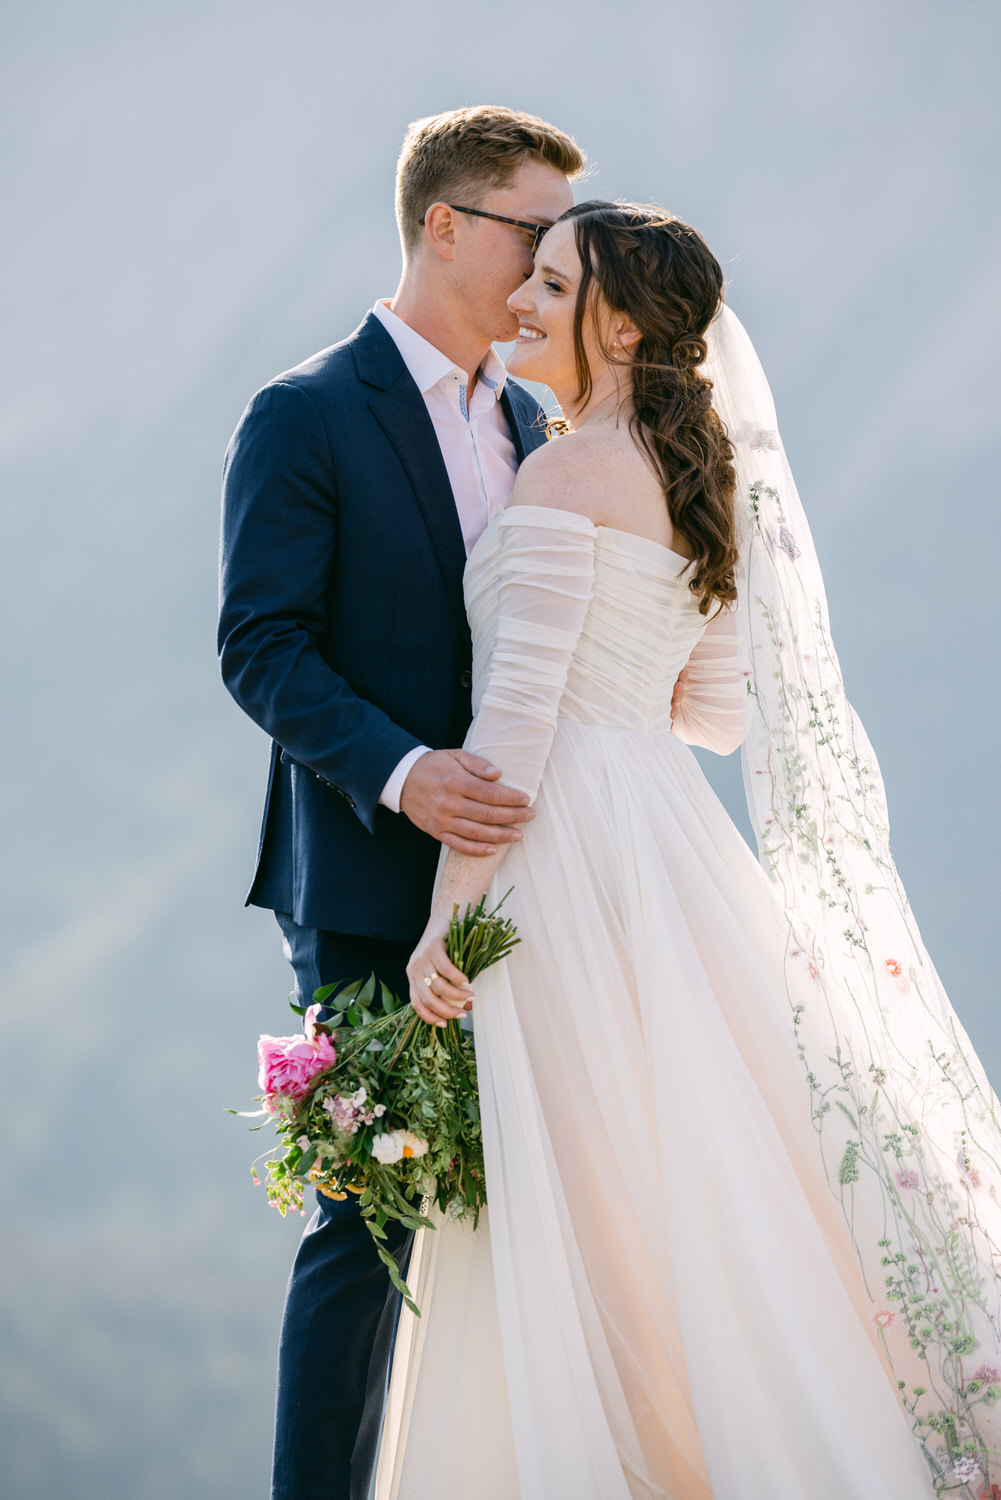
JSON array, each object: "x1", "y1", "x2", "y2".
[{"x1": 258, "y1": 1029, "x2": 336, "y2": 1106}]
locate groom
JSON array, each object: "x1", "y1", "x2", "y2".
[{"x1": 219, "y1": 105, "x2": 582, "y2": 1499}]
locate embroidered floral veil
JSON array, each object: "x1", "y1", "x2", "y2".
[{"x1": 705, "y1": 303, "x2": 1001, "y2": 1492}]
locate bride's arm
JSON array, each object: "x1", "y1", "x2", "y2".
[
  {"x1": 407, "y1": 845, "x2": 512, "y2": 1024},
  {"x1": 408, "y1": 504, "x2": 597, "y2": 1024},
  {"x1": 670, "y1": 603, "x2": 747, "y2": 755}
]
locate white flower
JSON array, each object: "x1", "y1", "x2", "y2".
[
  {"x1": 399, "y1": 1131, "x2": 429, "y2": 1159},
  {"x1": 950, "y1": 1455, "x2": 979, "y2": 1483},
  {"x1": 297, "y1": 1135, "x2": 311, "y2": 1150},
  {"x1": 734, "y1": 422, "x2": 780, "y2": 452},
  {"x1": 369, "y1": 1127, "x2": 429, "y2": 1164},
  {"x1": 371, "y1": 1131, "x2": 405, "y2": 1164},
  {"x1": 374, "y1": 1103, "x2": 386, "y2": 1117}
]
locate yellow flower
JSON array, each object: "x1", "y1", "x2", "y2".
[{"x1": 317, "y1": 1180, "x2": 363, "y2": 1200}]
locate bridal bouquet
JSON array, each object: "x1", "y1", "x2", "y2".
[{"x1": 236, "y1": 894, "x2": 518, "y2": 1313}]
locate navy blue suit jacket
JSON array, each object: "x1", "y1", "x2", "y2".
[{"x1": 219, "y1": 311, "x2": 549, "y2": 940}]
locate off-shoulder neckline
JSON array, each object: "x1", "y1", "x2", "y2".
[{"x1": 499, "y1": 504, "x2": 692, "y2": 572}]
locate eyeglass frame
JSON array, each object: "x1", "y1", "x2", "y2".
[{"x1": 419, "y1": 204, "x2": 552, "y2": 256}]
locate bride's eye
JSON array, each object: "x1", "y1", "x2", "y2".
[{"x1": 544, "y1": 279, "x2": 564, "y2": 294}]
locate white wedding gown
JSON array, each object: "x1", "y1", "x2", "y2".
[{"x1": 375, "y1": 505, "x2": 939, "y2": 1499}]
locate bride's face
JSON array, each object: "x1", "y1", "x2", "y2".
[{"x1": 506, "y1": 219, "x2": 591, "y2": 392}]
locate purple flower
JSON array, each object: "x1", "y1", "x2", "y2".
[
  {"x1": 894, "y1": 1168, "x2": 921, "y2": 1192},
  {"x1": 974, "y1": 1363, "x2": 1001, "y2": 1384},
  {"x1": 957, "y1": 1151, "x2": 983, "y2": 1190},
  {"x1": 778, "y1": 527, "x2": 801, "y2": 561},
  {"x1": 323, "y1": 1086, "x2": 377, "y2": 1135}
]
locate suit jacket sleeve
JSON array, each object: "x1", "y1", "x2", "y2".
[{"x1": 218, "y1": 379, "x2": 421, "y2": 834}]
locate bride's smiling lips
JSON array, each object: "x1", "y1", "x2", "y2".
[{"x1": 515, "y1": 323, "x2": 546, "y2": 344}]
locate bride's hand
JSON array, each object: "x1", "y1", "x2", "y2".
[
  {"x1": 407, "y1": 930, "x2": 475, "y2": 1027},
  {"x1": 670, "y1": 665, "x2": 689, "y2": 722}
]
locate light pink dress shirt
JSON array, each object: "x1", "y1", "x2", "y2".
[{"x1": 370, "y1": 299, "x2": 520, "y2": 812}]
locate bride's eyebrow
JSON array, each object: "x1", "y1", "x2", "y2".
[{"x1": 538, "y1": 264, "x2": 572, "y2": 282}]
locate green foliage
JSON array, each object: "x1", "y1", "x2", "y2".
[
  {"x1": 838, "y1": 1139, "x2": 860, "y2": 1185},
  {"x1": 244, "y1": 894, "x2": 518, "y2": 1315}
]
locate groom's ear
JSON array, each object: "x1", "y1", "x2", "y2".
[{"x1": 422, "y1": 202, "x2": 458, "y2": 261}]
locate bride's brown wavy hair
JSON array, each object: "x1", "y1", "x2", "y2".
[{"x1": 558, "y1": 201, "x2": 737, "y2": 613}]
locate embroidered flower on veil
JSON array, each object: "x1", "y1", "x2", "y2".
[
  {"x1": 778, "y1": 527, "x2": 801, "y2": 561},
  {"x1": 732, "y1": 422, "x2": 781, "y2": 452}
]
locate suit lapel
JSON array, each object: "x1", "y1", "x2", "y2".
[
  {"x1": 351, "y1": 316, "x2": 551, "y2": 634},
  {"x1": 352, "y1": 316, "x2": 468, "y2": 633},
  {"x1": 368, "y1": 379, "x2": 468, "y2": 630},
  {"x1": 502, "y1": 383, "x2": 550, "y2": 463}
]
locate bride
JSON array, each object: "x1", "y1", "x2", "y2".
[{"x1": 377, "y1": 202, "x2": 1001, "y2": 1498}]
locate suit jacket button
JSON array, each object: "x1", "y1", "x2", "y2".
[{"x1": 459, "y1": 670, "x2": 472, "y2": 689}]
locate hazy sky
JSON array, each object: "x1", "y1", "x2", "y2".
[{"x1": 2, "y1": 3, "x2": 998, "y2": 1495}]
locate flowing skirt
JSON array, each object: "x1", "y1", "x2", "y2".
[{"x1": 376, "y1": 722, "x2": 938, "y2": 1498}]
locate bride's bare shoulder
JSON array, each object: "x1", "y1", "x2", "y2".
[
  {"x1": 508, "y1": 427, "x2": 635, "y2": 525},
  {"x1": 510, "y1": 429, "x2": 657, "y2": 528}
]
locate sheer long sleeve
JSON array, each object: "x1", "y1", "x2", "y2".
[
  {"x1": 466, "y1": 509, "x2": 597, "y2": 802},
  {"x1": 670, "y1": 603, "x2": 747, "y2": 755}
]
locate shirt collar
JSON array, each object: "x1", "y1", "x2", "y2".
[{"x1": 372, "y1": 299, "x2": 507, "y2": 401}]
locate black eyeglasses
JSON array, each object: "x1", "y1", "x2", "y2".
[{"x1": 419, "y1": 204, "x2": 551, "y2": 255}]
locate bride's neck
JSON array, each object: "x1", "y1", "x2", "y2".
[{"x1": 554, "y1": 366, "x2": 634, "y2": 433}]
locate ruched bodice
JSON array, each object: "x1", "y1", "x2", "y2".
[{"x1": 462, "y1": 506, "x2": 745, "y2": 798}]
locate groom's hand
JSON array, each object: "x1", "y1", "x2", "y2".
[{"x1": 400, "y1": 749, "x2": 534, "y2": 856}]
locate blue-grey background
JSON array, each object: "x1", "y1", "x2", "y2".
[{"x1": 2, "y1": 2, "x2": 998, "y2": 1495}]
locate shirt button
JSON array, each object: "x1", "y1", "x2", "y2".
[{"x1": 459, "y1": 670, "x2": 472, "y2": 690}]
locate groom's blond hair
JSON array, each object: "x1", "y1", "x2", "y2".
[{"x1": 396, "y1": 106, "x2": 584, "y2": 255}]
